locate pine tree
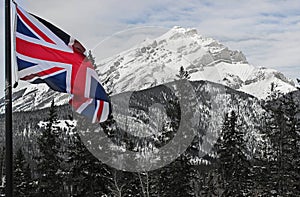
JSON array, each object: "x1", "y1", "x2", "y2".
[
  {"x1": 66, "y1": 132, "x2": 109, "y2": 196},
  {"x1": 176, "y1": 66, "x2": 190, "y2": 80},
  {"x1": 216, "y1": 111, "x2": 251, "y2": 196},
  {"x1": 280, "y1": 92, "x2": 300, "y2": 195},
  {"x1": 264, "y1": 88, "x2": 300, "y2": 196},
  {"x1": 35, "y1": 100, "x2": 64, "y2": 196},
  {"x1": 13, "y1": 148, "x2": 35, "y2": 197},
  {"x1": 171, "y1": 155, "x2": 195, "y2": 197},
  {"x1": 155, "y1": 155, "x2": 195, "y2": 197},
  {"x1": 87, "y1": 50, "x2": 97, "y2": 69}
]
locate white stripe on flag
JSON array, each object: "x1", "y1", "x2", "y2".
[
  {"x1": 92, "y1": 100, "x2": 100, "y2": 123},
  {"x1": 100, "y1": 101, "x2": 110, "y2": 122},
  {"x1": 76, "y1": 98, "x2": 93, "y2": 114}
]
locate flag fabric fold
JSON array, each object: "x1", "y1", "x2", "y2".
[{"x1": 15, "y1": 5, "x2": 111, "y2": 123}]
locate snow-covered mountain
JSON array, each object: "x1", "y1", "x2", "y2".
[
  {"x1": 97, "y1": 26, "x2": 296, "y2": 99},
  {"x1": 0, "y1": 26, "x2": 296, "y2": 113}
]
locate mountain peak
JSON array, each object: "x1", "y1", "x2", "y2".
[
  {"x1": 167, "y1": 26, "x2": 199, "y2": 37},
  {"x1": 158, "y1": 26, "x2": 214, "y2": 47}
]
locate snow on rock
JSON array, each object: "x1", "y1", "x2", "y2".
[
  {"x1": 240, "y1": 67, "x2": 296, "y2": 99},
  {"x1": 97, "y1": 26, "x2": 296, "y2": 99},
  {"x1": 0, "y1": 26, "x2": 296, "y2": 112},
  {"x1": 38, "y1": 120, "x2": 77, "y2": 133}
]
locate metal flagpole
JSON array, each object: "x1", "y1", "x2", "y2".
[{"x1": 5, "y1": 0, "x2": 13, "y2": 196}]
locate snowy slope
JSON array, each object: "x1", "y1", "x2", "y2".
[
  {"x1": 0, "y1": 26, "x2": 296, "y2": 113},
  {"x1": 97, "y1": 26, "x2": 296, "y2": 99},
  {"x1": 0, "y1": 84, "x2": 70, "y2": 114}
]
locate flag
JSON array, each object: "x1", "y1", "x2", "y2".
[{"x1": 15, "y1": 5, "x2": 111, "y2": 123}]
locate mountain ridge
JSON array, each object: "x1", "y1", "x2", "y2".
[
  {"x1": 97, "y1": 26, "x2": 296, "y2": 99},
  {"x1": 0, "y1": 26, "x2": 296, "y2": 113}
]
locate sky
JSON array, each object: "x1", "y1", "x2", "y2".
[{"x1": 1, "y1": 0, "x2": 300, "y2": 98}]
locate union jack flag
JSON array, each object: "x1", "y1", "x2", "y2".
[{"x1": 15, "y1": 5, "x2": 111, "y2": 123}]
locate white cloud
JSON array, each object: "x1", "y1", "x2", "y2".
[{"x1": 1, "y1": 0, "x2": 300, "y2": 98}]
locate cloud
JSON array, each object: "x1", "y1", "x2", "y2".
[
  {"x1": 1, "y1": 0, "x2": 300, "y2": 98},
  {"x1": 92, "y1": 26, "x2": 169, "y2": 60}
]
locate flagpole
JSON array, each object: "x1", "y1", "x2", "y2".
[{"x1": 5, "y1": 0, "x2": 13, "y2": 196}]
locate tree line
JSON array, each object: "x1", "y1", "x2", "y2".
[{"x1": 0, "y1": 67, "x2": 299, "y2": 196}]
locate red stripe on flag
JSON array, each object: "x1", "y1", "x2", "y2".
[
  {"x1": 97, "y1": 100, "x2": 104, "y2": 122},
  {"x1": 16, "y1": 38, "x2": 75, "y2": 64},
  {"x1": 17, "y1": 7, "x2": 56, "y2": 44},
  {"x1": 16, "y1": 37, "x2": 90, "y2": 96},
  {"x1": 20, "y1": 67, "x2": 64, "y2": 80}
]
